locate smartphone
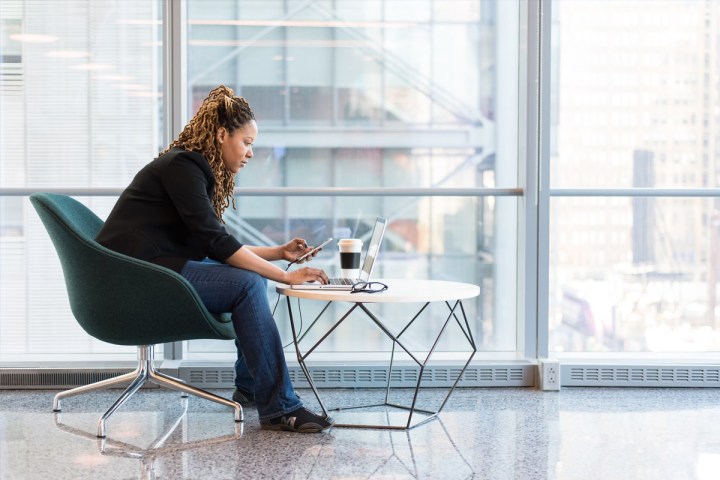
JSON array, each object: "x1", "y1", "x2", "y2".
[{"x1": 296, "y1": 237, "x2": 333, "y2": 262}]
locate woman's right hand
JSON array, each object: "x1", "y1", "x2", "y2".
[{"x1": 285, "y1": 266, "x2": 329, "y2": 285}]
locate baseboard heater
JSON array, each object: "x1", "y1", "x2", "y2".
[
  {"x1": 5, "y1": 364, "x2": 720, "y2": 389},
  {"x1": 0, "y1": 364, "x2": 534, "y2": 389},
  {"x1": 183, "y1": 364, "x2": 533, "y2": 389},
  {"x1": 562, "y1": 364, "x2": 720, "y2": 387}
]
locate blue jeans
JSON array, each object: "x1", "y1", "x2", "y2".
[{"x1": 180, "y1": 259, "x2": 302, "y2": 420}]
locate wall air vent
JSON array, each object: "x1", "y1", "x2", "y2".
[
  {"x1": 0, "y1": 364, "x2": 533, "y2": 389},
  {"x1": 0, "y1": 370, "x2": 137, "y2": 389},
  {"x1": 563, "y1": 365, "x2": 720, "y2": 387},
  {"x1": 182, "y1": 364, "x2": 533, "y2": 389},
  {"x1": 187, "y1": 368, "x2": 235, "y2": 387}
]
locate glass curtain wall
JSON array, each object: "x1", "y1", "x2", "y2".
[
  {"x1": 183, "y1": 0, "x2": 521, "y2": 360},
  {"x1": 549, "y1": 1, "x2": 720, "y2": 356},
  {"x1": 0, "y1": 0, "x2": 164, "y2": 361},
  {"x1": 0, "y1": 0, "x2": 520, "y2": 365},
  {"x1": 5, "y1": 0, "x2": 720, "y2": 367}
]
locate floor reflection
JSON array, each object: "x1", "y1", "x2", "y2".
[
  {"x1": 288, "y1": 414, "x2": 475, "y2": 479},
  {"x1": 2, "y1": 388, "x2": 720, "y2": 479},
  {"x1": 52, "y1": 397, "x2": 243, "y2": 480}
]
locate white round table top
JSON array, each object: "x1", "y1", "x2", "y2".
[{"x1": 275, "y1": 278, "x2": 480, "y2": 303}]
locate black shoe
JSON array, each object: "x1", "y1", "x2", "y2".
[
  {"x1": 232, "y1": 388, "x2": 255, "y2": 405},
  {"x1": 260, "y1": 407, "x2": 335, "y2": 433}
]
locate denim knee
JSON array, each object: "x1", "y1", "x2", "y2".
[
  {"x1": 243, "y1": 270, "x2": 267, "y2": 294},
  {"x1": 228, "y1": 270, "x2": 269, "y2": 310}
]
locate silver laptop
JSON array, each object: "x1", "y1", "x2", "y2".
[{"x1": 291, "y1": 217, "x2": 387, "y2": 290}]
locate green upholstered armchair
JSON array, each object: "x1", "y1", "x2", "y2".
[{"x1": 29, "y1": 193, "x2": 242, "y2": 437}]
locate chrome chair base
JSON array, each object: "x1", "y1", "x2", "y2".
[{"x1": 52, "y1": 345, "x2": 243, "y2": 438}]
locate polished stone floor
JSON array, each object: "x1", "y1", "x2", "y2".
[{"x1": 1, "y1": 386, "x2": 720, "y2": 479}]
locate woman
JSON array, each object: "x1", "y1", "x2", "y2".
[{"x1": 96, "y1": 85, "x2": 333, "y2": 433}]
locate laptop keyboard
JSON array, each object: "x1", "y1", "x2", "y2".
[{"x1": 327, "y1": 277, "x2": 356, "y2": 286}]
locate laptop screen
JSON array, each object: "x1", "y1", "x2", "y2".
[{"x1": 359, "y1": 217, "x2": 387, "y2": 281}]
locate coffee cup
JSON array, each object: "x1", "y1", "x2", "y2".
[{"x1": 338, "y1": 238, "x2": 363, "y2": 279}]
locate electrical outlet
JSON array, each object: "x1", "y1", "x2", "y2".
[{"x1": 539, "y1": 359, "x2": 560, "y2": 391}]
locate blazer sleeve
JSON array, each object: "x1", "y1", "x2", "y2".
[{"x1": 159, "y1": 152, "x2": 243, "y2": 262}]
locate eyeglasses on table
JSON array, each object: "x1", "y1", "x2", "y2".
[{"x1": 350, "y1": 281, "x2": 388, "y2": 294}]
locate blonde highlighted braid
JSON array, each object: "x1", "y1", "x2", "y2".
[{"x1": 162, "y1": 85, "x2": 255, "y2": 221}]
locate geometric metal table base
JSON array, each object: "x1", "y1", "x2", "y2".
[
  {"x1": 51, "y1": 344, "x2": 243, "y2": 438},
  {"x1": 286, "y1": 297, "x2": 476, "y2": 430}
]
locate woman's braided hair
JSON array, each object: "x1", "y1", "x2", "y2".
[{"x1": 162, "y1": 85, "x2": 255, "y2": 221}]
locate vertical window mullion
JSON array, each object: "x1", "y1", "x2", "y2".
[{"x1": 162, "y1": 0, "x2": 186, "y2": 361}]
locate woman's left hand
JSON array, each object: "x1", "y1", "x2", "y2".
[{"x1": 282, "y1": 238, "x2": 315, "y2": 263}]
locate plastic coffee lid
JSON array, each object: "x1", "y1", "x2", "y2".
[{"x1": 338, "y1": 238, "x2": 362, "y2": 246}]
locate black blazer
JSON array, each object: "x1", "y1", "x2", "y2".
[{"x1": 96, "y1": 148, "x2": 243, "y2": 273}]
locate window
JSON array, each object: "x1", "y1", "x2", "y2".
[
  {"x1": 549, "y1": 0, "x2": 720, "y2": 355},
  {"x1": 0, "y1": 0, "x2": 164, "y2": 361},
  {"x1": 184, "y1": 0, "x2": 521, "y2": 360}
]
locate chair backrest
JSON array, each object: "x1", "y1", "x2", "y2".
[{"x1": 29, "y1": 193, "x2": 235, "y2": 345}]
